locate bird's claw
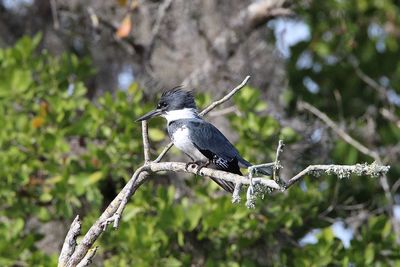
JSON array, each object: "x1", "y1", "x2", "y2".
[
  {"x1": 185, "y1": 162, "x2": 197, "y2": 171},
  {"x1": 196, "y1": 165, "x2": 204, "y2": 175},
  {"x1": 195, "y1": 160, "x2": 210, "y2": 175},
  {"x1": 185, "y1": 160, "x2": 210, "y2": 175}
]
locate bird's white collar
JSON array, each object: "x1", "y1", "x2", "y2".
[{"x1": 162, "y1": 108, "x2": 199, "y2": 123}]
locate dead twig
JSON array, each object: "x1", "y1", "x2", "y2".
[{"x1": 58, "y1": 215, "x2": 81, "y2": 267}]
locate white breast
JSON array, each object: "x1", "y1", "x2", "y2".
[{"x1": 172, "y1": 125, "x2": 208, "y2": 162}]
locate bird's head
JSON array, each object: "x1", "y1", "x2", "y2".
[{"x1": 136, "y1": 87, "x2": 198, "y2": 122}]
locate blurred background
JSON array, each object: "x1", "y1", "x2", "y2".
[{"x1": 0, "y1": 0, "x2": 399, "y2": 266}]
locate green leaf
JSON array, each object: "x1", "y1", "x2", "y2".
[
  {"x1": 39, "y1": 192, "x2": 53, "y2": 202},
  {"x1": 279, "y1": 127, "x2": 299, "y2": 142},
  {"x1": 365, "y1": 243, "x2": 375, "y2": 264},
  {"x1": 88, "y1": 171, "x2": 103, "y2": 185},
  {"x1": 162, "y1": 257, "x2": 182, "y2": 267},
  {"x1": 186, "y1": 204, "x2": 202, "y2": 230},
  {"x1": 11, "y1": 69, "x2": 32, "y2": 93},
  {"x1": 149, "y1": 128, "x2": 166, "y2": 142},
  {"x1": 382, "y1": 219, "x2": 392, "y2": 238}
]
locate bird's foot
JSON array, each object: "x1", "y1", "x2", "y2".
[
  {"x1": 185, "y1": 161, "x2": 198, "y2": 171},
  {"x1": 195, "y1": 160, "x2": 210, "y2": 175},
  {"x1": 185, "y1": 160, "x2": 210, "y2": 175}
]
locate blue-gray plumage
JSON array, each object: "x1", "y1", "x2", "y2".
[{"x1": 136, "y1": 87, "x2": 272, "y2": 193}]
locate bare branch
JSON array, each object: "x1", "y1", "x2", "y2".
[
  {"x1": 108, "y1": 171, "x2": 149, "y2": 229},
  {"x1": 246, "y1": 0, "x2": 294, "y2": 29},
  {"x1": 76, "y1": 246, "x2": 98, "y2": 267},
  {"x1": 65, "y1": 167, "x2": 149, "y2": 267},
  {"x1": 208, "y1": 106, "x2": 240, "y2": 117},
  {"x1": 200, "y1": 76, "x2": 250, "y2": 116},
  {"x1": 142, "y1": 121, "x2": 151, "y2": 163},
  {"x1": 380, "y1": 108, "x2": 400, "y2": 128},
  {"x1": 58, "y1": 215, "x2": 81, "y2": 267},
  {"x1": 272, "y1": 140, "x2": 284, "y2": 183},
  {"x1": 297, "y1": 101, "x2": 380, "y2": 159},
  {"x1": 50, "y1": 0, "x2": 60, "y2": 30},
  {"x1": 286, "y1": 162, "x2": 390, "y2": 188},
  {"x1": 148, "y1": 162, "x2": 280, "y2": 189},
  {"x1": 350, "y1": 58, "x2": 390, "y2": 102},
  {"x1": 154, "y1": 142, "x2": 173, "y2": 163}
]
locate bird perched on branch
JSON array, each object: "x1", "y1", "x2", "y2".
[{"x1": 136, "y1": 88, "x2": 272, "y2": 192}]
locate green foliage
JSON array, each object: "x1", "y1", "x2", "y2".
[{"x1": 0, "y1": 35, "x2": 148, "y2": 265}]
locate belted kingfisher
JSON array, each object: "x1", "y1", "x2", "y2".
[{"x1": 136, "y1": 88, "x2": 272, "y2": 193}]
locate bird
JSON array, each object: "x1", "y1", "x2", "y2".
[{"x1": 136, "y1": 88, "x2": 272, "y2": 193}]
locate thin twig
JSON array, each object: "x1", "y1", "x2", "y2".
[
  {"x1": 76, "y1": 246, "x2": 98, "y2": 267},
  {"x1": 208, "y1": 106, "x2": 240, "y2": 117},
  {"x1": 110, "y1": 171, "x2": 149, "y2": 229},
  {"x1": 200, "y1": 76, "x2": 250, "y2": 116},
  {"x1": 142, "y1": 121, "x2": 151, "y2": 163},
  {"x1": 50, "y1": 0, "x2": 60, "y2": 30},
  {"x1": 272, "y1": 140, "x2": 284, "y2": 183},
  {"x1": 154, "y1": 142, "x2": 173, "y2": 163},
  {"x1": 380, "y1": 108, "x2": 400, "y2": 128},
  {"x1": 101, "y1": 166, "x2": 148, "y2": 230},
  {"x1": 350, "y1": 58, "x2": 389, "y2": 102},
  {"x1": 58, "y1": 216, "x2": 81, "y2": 267}
]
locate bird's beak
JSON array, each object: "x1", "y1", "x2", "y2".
[{"x1": 136, "y1": 108, "x2": 163, "y2": 122}]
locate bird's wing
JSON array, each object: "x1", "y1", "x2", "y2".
[
  {"x1": 183, "y1": 118, "x2": 252, "y2": 193},
  {"x1": 185, "y1": 119, "x2": 250, "y2": 171}
]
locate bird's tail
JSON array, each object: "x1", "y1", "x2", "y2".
[
  {"x1": 209, "y1": 177, "x2": 235, "y2": 193},
  {"x1": 252, "y1": 165, "x2": 273, "y2": 176}
]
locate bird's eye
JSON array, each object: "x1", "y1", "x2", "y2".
[{"x1": 157, "y1": 102, "x2": 167, "y2": 109}]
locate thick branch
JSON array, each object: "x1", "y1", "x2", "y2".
[
  {"x1": 65, "y1": 167, "x2": 149, "y2": 267},
  {"x1": 147, "y1": 162, "x2": 280, "y2": 189}
]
